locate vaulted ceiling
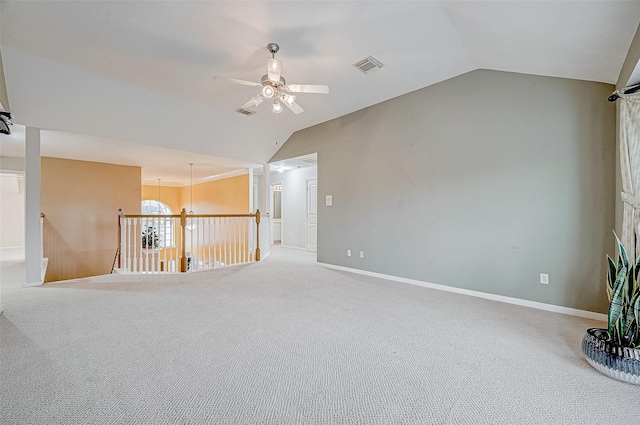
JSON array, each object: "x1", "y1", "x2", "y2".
[{"x1": 1, "y1": 1, "x2": 639, "y2": 185}]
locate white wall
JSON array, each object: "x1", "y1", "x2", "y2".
[
  {"x1": 0, "y1": 173, "x2": 25, "y2": 248},
  {"x1": 271, "y1": 166, "x2": 318, "y2": 250}
]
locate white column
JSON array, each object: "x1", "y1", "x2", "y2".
[
  {"x1": 25, "y1": 126, "x2": 42, "y2": 287},
  {"x1": 248, "y1": 168, "x2": 254, "y2": 213},
  {"x1": 262, "y1": 164, "x2": 270, "y2": 215},
  {"x1": 260, "y1": 164, "x2": 271, "y2": 257}
]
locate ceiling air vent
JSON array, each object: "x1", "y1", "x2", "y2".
[
  {"x1": 236, "y1": 108, "x2": 256, "y2": 116},
  {"x1": 353, "y1": 56, "x2": 384, "y2": 74}
]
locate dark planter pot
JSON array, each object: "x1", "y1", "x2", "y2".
[{"x1": 582, "y1": 328, "x2": 640, "y2": 385}]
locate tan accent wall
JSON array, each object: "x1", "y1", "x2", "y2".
[
  {"x1": 142, "y1": 174, "x2": 249, "y2": 215},
  {"x1": 41, "y1": 157, "x2": 141, "y2": 282},
  {"x1": 180, "y1": 174, "x2": 249, "y2": 214},
  {"x1": 141, "y1": 184, "x2": 181, "y2": 215}
]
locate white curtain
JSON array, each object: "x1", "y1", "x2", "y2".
[{"x1": 619, "y1": 93, "x2": 640, "y2": 260}]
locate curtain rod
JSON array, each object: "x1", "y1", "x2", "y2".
[{"x1": 609, "y1": 83, "x2": 640, "y2": 102}]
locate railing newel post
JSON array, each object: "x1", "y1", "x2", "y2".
[
  {"x1": 117, "y1": 209, "x2": 123, "y2": 269},
  {"x1": 255, "y1": 209, "x2": 260, "y2": 262},
  {"x1": 180, "y1": 208, "x2": 187, "y2": 272}
]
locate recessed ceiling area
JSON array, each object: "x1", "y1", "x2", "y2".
[
  {"x1": 1, "y1": 1, "x2": 639, "y2": 185},
  {"x1": 3, "y1": 125, "x2": 260, "y2": 186}
]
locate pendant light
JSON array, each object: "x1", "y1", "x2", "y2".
[
  {"x1": 157, "y1": 179, "x2": 161, "y2": 213},
  {"x1": 186, "y1": 163, "x2": 197, "y2": 231}
]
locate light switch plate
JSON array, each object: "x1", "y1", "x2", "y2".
[{"x1": 326, "y1": 195, "x2": 333, "y2": 206}]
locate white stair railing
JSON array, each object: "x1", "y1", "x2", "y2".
[{"x1": 116, "y1": 209, "x2": 261, "y2": 274}]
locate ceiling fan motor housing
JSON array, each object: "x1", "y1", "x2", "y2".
[
  {"x1": 261, "y1": 74, "x2": 286, "y2": 88},
  {"x1": 267, "y1": 43, "x2": 280, "y2": 56}
]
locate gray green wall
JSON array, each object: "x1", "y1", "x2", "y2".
[{"x1": 271, "y1": 69, "x2": 616, "y2": 314}]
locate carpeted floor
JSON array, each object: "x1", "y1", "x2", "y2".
[{"x1": 1, "y1": 247, "x2": 638, "y2": 424}]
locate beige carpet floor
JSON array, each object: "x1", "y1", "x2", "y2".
[{"x1": 1, "y1": 247, "x2": 638, "y2": 424}]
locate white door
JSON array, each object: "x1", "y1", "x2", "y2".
[
  {"x1": 271, "y1": 184, "x2": 282, "y2": 244},
  {"x1": 306, "y1": 179, "x2": 317, "y2": 252}
]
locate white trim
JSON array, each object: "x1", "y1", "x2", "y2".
[
  {"x1": 318, "y1": 262, "x2": 607, "y2": 322},
  {"x1": 259, "y1": 250, "x2": 271, "y2": 261},
  {"x1": 201, "y1": 168, "x2": 248, "y2": 184},
  {"x1": 280, "y1": 244, "x2": 308, "y2": 251}
]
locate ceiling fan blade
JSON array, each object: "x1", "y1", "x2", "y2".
[
  {"x1": 240, "y1": 95, "x2": 264, "y2": 110},
  {"x1": 267, "y1": 58, "x2": 282, "y2": 82},
  {"x1": 281, "y1": 101, "x2": 304, "y2": 114},
  {"x1": 287, "y1": 84, "x2": 329, "y2": 94},
  {"x1": 213, "y1": 76, "x2": 261, "y2": 87},
  {"x1": 240, "y1": 99, "x2": 257, "y2": 110},
  {"x1": 283, "y1": 100, "x2": 304, "y2": 115}
]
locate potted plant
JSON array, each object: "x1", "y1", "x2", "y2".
[
  {"x1": 582, "y1": 235, "x2": 640, "y2": 385},
  {"x1": 141, "y1": 226, "x2": 160, "y2": 249}
]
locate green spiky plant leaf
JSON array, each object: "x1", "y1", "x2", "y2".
[
  {"x1": 606, "y1": 233, "x2": 640, "y2": 347},
  {"x1": 608, "y1": 266, "x2": 627, "y2": 342},
  {"x1": 141, "y1": 226, "x2": 160, "y2": 249},
  {"x1": 607, "y1": 255, "x2": 616, "y2": 302}
]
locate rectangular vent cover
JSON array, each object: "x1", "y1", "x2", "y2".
[
  {"x1": 353, "y1": 56, "x2": 384, "y2": 74},
  {"x1": 236, "y1": 108, "x2": 256, "y2": 116}
]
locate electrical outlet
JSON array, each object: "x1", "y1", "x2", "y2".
[
  {"x1": 347, "y1": 250, "x2": 351, "y2": 257},
  {"x1": 360, "y1": 251, "x2": 364, "y2": 259},
  {"x1": 540, "y1": 273, "x2": 549, "y2": 285}
]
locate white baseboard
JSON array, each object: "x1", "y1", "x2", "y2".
[
  {"x1": 41, "y1": 257, "x2": 48, "y2": 282},
  {"x1": 259, "y1": 251, "x2": 271, "y2": 261},
  {"x1": 318, "y1": 262, "x2": 607, "y2": 322},
  {"x1": 280, "y1": 244, "x2": 308, "y2": 251},
  {"x1": 0, "y1": 246, "x2": 25, "y2": 261}
]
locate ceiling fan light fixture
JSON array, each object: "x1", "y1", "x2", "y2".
[
  {"x1": 213, "y1": 43, "x2": 328, "y2": 116},
  {"x1": 262, "y1": 85, "x2": 275, "y2": 98},
  {"x1": 282, "y1": 93, "x2": 296, "y2": 106},
  {"x1": 252, "y1": 95, "x2": 264, "y2": 107}
]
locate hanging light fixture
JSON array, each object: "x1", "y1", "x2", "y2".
[
  {"x1": 281, "y1": 93, "x2": 296, "y2": 106},
  {"x1": 186, "y1": 163, "x2": 197, "y2": 231},
  {"x1": 213, "y1": 43, "x2": 329, "y2": 116},
  {"x1": 251, "y1": 95, "x2": 264, "y2": 107},
  {"x1": 262, "y1": 85, "x2": 275, "y2": 99},
  {"x1": 157, "y1": 179, "x2": 162, "y2": 213}
]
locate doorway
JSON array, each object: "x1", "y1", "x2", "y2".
[
  {"x1": 268, "y1": 153, "x2": 317, "y2": 254},
  {"x1": 271, "y1": 183, "x2": 282, "y2": 244}
]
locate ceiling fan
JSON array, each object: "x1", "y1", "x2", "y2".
[{"x1": 213, "y1": 43, "x2": 329, "y2": 115}]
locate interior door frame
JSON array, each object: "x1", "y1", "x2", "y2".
[
  {"x1": 306, "y1": 178, "x2": 318, "y2": 253},
  {"x1": 270, "y1": 183, "x2": 282, "y2": 245}
]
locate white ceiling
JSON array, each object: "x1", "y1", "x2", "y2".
[
  {"x1": 1, "y1": 1, "x2": 639, "y2": 185},
  {"x1": 1, "y1": 124, "x2": 257, "y2": 185}
]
